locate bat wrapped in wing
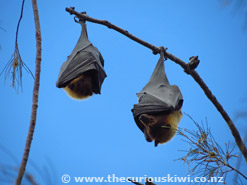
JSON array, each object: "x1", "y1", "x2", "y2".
[
  {"x1": 132, "y1": 47, "x2": 183, "y2": 146},
  {"x1": 56, "y1": 20, "x2": 106, "y2": 100}
]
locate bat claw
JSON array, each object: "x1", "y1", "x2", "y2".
[
  {"x1": 154, "y1": 140, "x2": 159, "y2": 147},
  {"x1": 74, "y1": 17, "x2": 79, "y2": 23}
]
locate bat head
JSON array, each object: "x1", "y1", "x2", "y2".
[
  {"x1": 139, "y1": 109, "x2": 182, "y2": 147},
  {"x1": 63, "y1": 70, "x2": 98, "y2": 100}
]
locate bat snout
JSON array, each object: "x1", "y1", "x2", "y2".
[{"x1": 145, "y1": 137, "x2": 153, "y2": 142}]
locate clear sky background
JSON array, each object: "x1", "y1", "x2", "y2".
[{"x1": 0, "y1": 0, "x2": 247, "y2": 184}]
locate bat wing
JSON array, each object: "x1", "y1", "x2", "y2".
[
  {"x1": 132, "y1": 48, "x2": 183, "y2": 132},
  {"x1": 56, "y1": 21, "x2": 106, "y2": 94}
]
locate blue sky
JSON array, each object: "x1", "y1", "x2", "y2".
[{"x1": 0, "y1": 0, "x2": 246, "y2": 184}]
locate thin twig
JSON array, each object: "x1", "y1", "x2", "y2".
[
  {"x1": 233, "y1": 133, "x2": 247, "y2": 183},
  {"x1": 0, "y1": 27, "x2": 7, "y2": 32},
  {"x1": 225, "y1": 163, "x2": 247, "y2": 180},
  {"x1": 1, "y1": 0, "x2": 34, "y2": 92},
  {"x1": 177, "y1": 114, "x2": 247, "y2": 183},
  {"x1": 179, "y1": 128, "x2": 247, "y2": 180},
  {"x1": 15, "y1": 0, "x2": 42, "y2": 184},
  {"x1": 65, "y1": 7, "x2": 247, "y2": 162},
  {"x1": 15, "y1": 0, "x2": 25, "y2": 46}
]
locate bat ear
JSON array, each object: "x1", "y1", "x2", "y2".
[
  {"x1": 175, "y1": 99, "x2": 183, "y2": 111},
  {"x1": 139, "y1": 114, "x2": 155, "y2": 126},
  {"x1": 154, "y1": 140, "x2": 159, "y2": 147}
]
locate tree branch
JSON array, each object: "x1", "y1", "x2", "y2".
[
  {"x1": 65, "y1": 7, "x2": 247, "y2": 162},
  {"x1": 15, "y1": 0, "x2": 42, "y2": 184}
]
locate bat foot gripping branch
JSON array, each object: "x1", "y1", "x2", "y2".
[
  {"x1": 159, "y1": 46, "x2": 168, "y2": 61},
  {"x1": 74, "y1": 12, "x2": 87, "y2": 23}
]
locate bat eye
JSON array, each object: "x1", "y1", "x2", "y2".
[{"x1": 162, "y1": 124, "x2": 171, "y2": 129}]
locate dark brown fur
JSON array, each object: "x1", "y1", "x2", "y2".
[
  {"x1": 139, "y1": 110, "x2": 182, "y2": 147},
  {"x1": 64, "y1": 70, "x2": 97, "y2": 100}
]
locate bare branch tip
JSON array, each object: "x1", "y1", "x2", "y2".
[
  {"x1": 183, "y1": 56, "x2": 200, "y2": 74},
  {"x1": 66, "y1": 7, "x2": 75, "y2": 14},
  {"x1": 188, "y1": 56, "x2": 200, "y2": 70}
]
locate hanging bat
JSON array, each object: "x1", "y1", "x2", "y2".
[
  {"x1": 56, "y1": 20, "x2": 106, "y2": 100},
  {"x1": 132, "y1": 47, "x2": 183, "y2": 147}
]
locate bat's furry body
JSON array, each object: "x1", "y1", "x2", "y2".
[{"x1": 63, "y1": 70, "x2": 97, "y2": 100}]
